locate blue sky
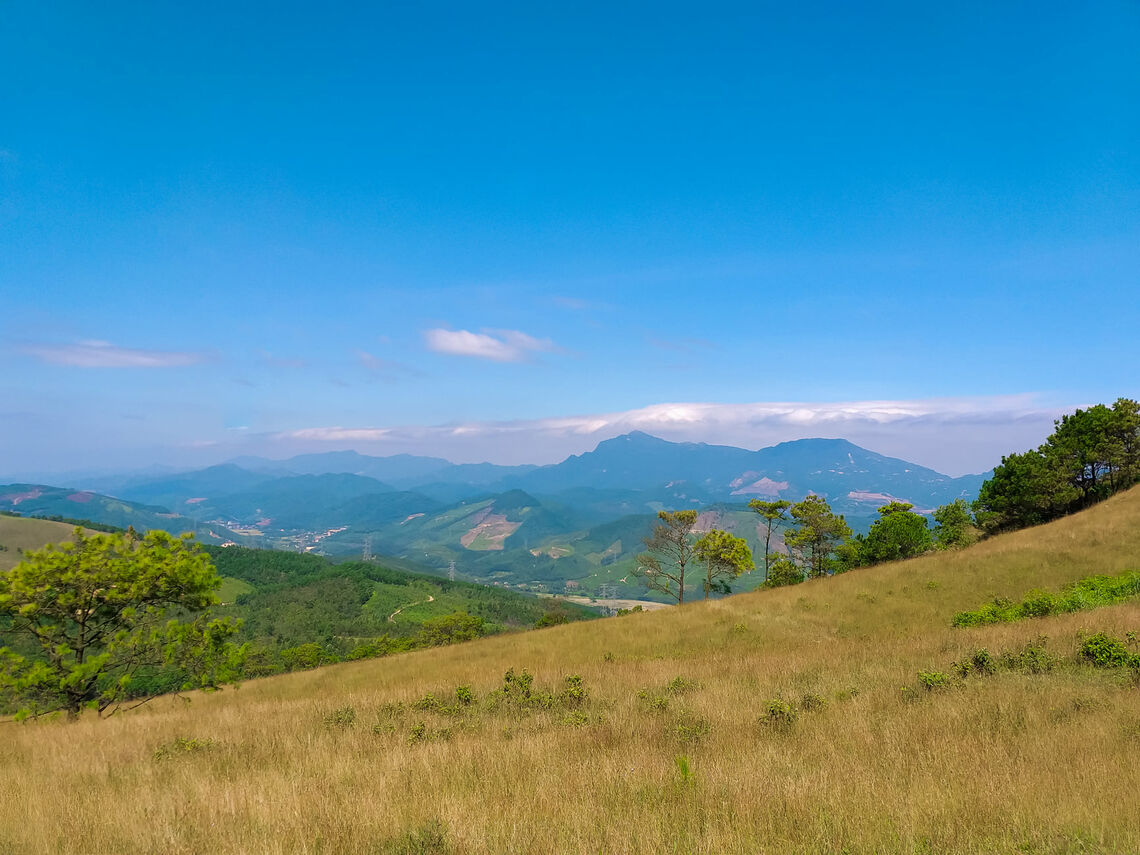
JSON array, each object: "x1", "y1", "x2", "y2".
[{"x1": 2, "y1": 1, "x2": 1138, "y2": 478}]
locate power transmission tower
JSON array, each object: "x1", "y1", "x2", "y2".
[
  {"x1": 448, "y1": 560, "x2": 456, "y2": 581},
  {"x1": 362, "y1": 534, "x2": 373, "y2": 562}
]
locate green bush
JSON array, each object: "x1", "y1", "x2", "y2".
[
  {"x1": 666, "y1": 676, "x2": 700, "y2": 695},
  {"x1": 322, "y1": 706, "x2": 356, "y2": 729},
  {"x1": 999, "y1": 637, "x2": 1057, "y2": 674},
  {"x1": 954, "y1": 648, "x2": 996, "y2": 677},
  {"x1": 673, "y1": 711, "x2": 711, "y2": 743},
  {"x1": 637, "y1": 688, "x2": 669, "y2": 712},
  {"x1": 952, "y1": 571, "x2": 1140, "y2": 627},
  {"x1": 674, "y1": 754, "x2": 696, "y2": 786},
  {"x1": 561, "y1": 675, "x2": 588, "y2": 705},
  {"x1": 917, "y1": 671, "x2": 953, "y2": 692},
  {"x1": 764, "y1": 557, "x2": 804, "y2": 588},
  {"x1": 380, "y1": 819, "x2": 450, "y2": 855},
  {"x1": 760, "y1": 698, "x2": 797, "y2": 732},
  {"x1": 1080, "y1": 632, "x2": 1139, "y2": 668}
]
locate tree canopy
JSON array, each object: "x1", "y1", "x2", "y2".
[
  {"x1": 854, "y1": 502, "x2": 932, "y2": 564},
  {"x1": 633, "y1": 510, "x2": 699, "y2": 603},
  {"x1": 0, "y1": 528, "x2": 243, "y2": 719},
  {"x1": 784, "y1": 494, "x2": 852, "y2": 578},
  {"x1": 693, "y1": 529, "x2": 754, "y2": 598},
  {"x1": 975, "y1": 398, "x2": 1140, "y2": 532},
  {"x1": 932, "y1": 499, "x2": 977, "y2": 548},
  {"x1": 748, "y1": 499, "x2": 791, "y2": 582}
]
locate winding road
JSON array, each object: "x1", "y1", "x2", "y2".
[{"x1": 388, "y1": 594, "x2": 434, "y2": 623}]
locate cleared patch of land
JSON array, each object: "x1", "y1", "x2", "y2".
[
  {"x1": 4, "y1": 488, "x2": 1140, "y2": 853},
  {"x1": 460, "y1": 513, "x2": 521, "y2": 551}
]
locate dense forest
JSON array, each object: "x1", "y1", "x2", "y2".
[
  {"x1": 973, "y1": 398, "x2": 1140, "y2": 531},
  {"x1": 204, "y1": 547, "x2": 598, "y2": 679}
]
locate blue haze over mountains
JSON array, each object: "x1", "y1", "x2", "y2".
[{"x1": 1, "y1": 433, "x2": 988, "y2": 593}]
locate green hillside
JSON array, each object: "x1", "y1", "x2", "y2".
[
  {"x1": 0, "y1": 485, "x2": 243, "y2": 544},
  {"x1": 205, "y1": 546, "x2": 601, "y2": 675},
  {"x1": 0, "y1": 515, "x2": 100, "y2": 571}
]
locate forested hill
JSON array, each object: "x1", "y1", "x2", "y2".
[{"x1": 204, "y1": 546, "x2": 600, "y2": 676}]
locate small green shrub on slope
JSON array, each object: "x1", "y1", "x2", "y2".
[{"x1": 952, "y1": 571, "x2": 1140, "y2": 627}]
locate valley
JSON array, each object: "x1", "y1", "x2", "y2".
[{"x1": 1, "y1": 432, "x2": 988, "y2": 600}]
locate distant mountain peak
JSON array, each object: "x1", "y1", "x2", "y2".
[{"x1": 596, "y1": 431, "x2": 681, "y2": 450}]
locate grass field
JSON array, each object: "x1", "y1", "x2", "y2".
[
  {"x1": 3, "y1": 488, "x2": 1140, "y2": 854},
  {"x1": 0, "y1": 516, "x2": 95, "y2": 572}
]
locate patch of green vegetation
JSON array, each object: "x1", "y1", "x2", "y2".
[
  {"x1": 377, "y1": 819, "x2": 451, "y2": 855},
  {"x1": 1079, "y1": 632, "x2": 1140, "y2": 669},
  {"x1": 217, "y1": 576, "x2": 254, "y2": 603},
  {"x1": 952, "y1": 570, "x2": 1140, "y2": 627},
  {"x1": 115, "y1": 546, "x2": 601, "y2": 682},
  {"x1": 152, "y1": 737, "x2": 217, "y2": 761}
]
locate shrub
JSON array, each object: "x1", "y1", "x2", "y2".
[
  {"x1": 281, "y1": 642, "x2": 339, "y2": 671},
  {"x1": 799, "y1": 692, "x2": 827, "y2": 712},
  {"x1": 674, "y1": 754, "x2": 696, "y2": 786},
  {"x1": 666, "y1": 676, "x2": 700, "y2": 695},
  {"x1": 561, "y1": 709, "x2": 590, "y2": 727},
  {"x1": 954, "y1": 648, "x2": 997, "y2": 677},
  {"x1": 412, "y1": 693, "x2": 446, "y2": 713},
  {"x1": 534, "y1": 609, "x2": 570, "y2": 629},
  {"x1": 1000, "y1": 637, "x2": 1057, "y2": 674},
  {"x1": 637, "y1": 688, "x2": 669, "y2": 713},
  {"x1": 1080, "y1": 632, "x2": 1139, "y2": 668},
  {"x1": 952, "y1": 571, "x2": 1140, "y2": 627},
  {"x1": 760, "y1": 698, "x2": 797, "y2": 732},
  {"x1": 153, "y1": 737, "x2": 216, "y2": 761},
  {"x1": 486, "y1": 668, "x2": 590, "y2": 715},
  {"x1": 673, "y1": 711, "x2": 711, "y2": 743},
  {"x1": 416, "y1": 612, "x2": 485, "y2": 648},
  {"x1": 380, "y1": 819, "x2": 451, "y2": 855},
  {"x1": 323, "y1": 706, "x2": 357, "y2": 730},
  {"x1": 764, "y1": 557, "x2": 804, "y2": 588},
  {"x1": 917, "y1": 671, "x2": 953, "y2": 692},
  {"x1": 561, "y1": 675, "x2": 588, "y2": 705}
]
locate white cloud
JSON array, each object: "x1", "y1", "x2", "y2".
[
  {"x1": 423, "y1": 328, "x2": 557, "y2": 362},
  {"x1": 279, "y1": 427, "x2": 392, "y2": 442},
  {"x1": 271, "y1": 395, "x2": 1069, "y2": 475},
  {"x1": 23, "y1": 340, "x2": 207, "y2": 368}
]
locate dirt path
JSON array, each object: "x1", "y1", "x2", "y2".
[{"x1": 388, "y1": 594, "x2": 435, "y2": 623}]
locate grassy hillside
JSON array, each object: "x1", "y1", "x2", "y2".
[
  {"x1": 0, "y1": 515, "x2": 99, "y2": 571},
  {"x1": 4, "y1": 487, "x2": 1140, "y2": 853},
  {"x1": 0, "y1": 484, "x2": 245, "y2": 544}
]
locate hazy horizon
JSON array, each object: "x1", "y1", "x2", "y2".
[{"x1": 0, "y1": 394, "x2": 1073, "y2": 482}]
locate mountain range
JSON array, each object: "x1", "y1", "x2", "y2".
[{"x1": 1, "y1": 432, "x2": 989, "y2": 597}]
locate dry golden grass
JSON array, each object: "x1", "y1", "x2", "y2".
[
  {"x1": 0, "y1": 516, "x2": 94, "y2": 572},
  {"x1": 5, "y1": 488, "x2": 1140, "y2": 854}
]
